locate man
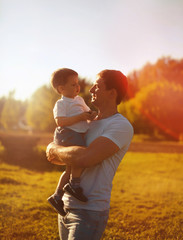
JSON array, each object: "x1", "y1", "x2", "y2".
[{"x1": 46, "y1": 69, "x2": 134, "y2": 240}]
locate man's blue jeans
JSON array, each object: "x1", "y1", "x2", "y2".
[{"x1": 58, "y1": 208, "x2": 109, "y2": 240}]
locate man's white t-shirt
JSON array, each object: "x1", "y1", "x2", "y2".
[
  {"x1": 53, "y1": 95, "x2": 90, "y2": 133},
  {"x1": 63, "y1": 113, "x2": 134, "y2": 211}
]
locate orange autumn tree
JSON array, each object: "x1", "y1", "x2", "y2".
[
  {"x1": 119, "y1": 57, "x2": 183, "y2": 140},
  {"x1": 125, "y1": 81, "x2": 183, "y2": 140},
  {"x1": 127, "y1": 57, "x2": 183, "y2": 98}
]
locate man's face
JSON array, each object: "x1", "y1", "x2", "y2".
[{"x1": 89, "y1": 76, "x2": 110, "y2": 107}]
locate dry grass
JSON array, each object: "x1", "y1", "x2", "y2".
[
  {"x1": 0, "y1": 150, "x2": 183, "y2": 239},
  {"x1": 104, "y1": 152, "x2": 183, "y2": 240}
]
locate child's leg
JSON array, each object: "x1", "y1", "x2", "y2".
[
  {"x1": 69, "y1": 167, "x2": 84, "y2": 189},
  {"x1": 47, "y1": 165, "x2": 71, "y2": 216},
  {"x1": 55, "y1": 165, "x2": 71, "y2": 198},
  {"x1": 63, "y1": 167, "x2": 88, "y2": 202}
]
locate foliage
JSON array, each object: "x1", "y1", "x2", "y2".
[
  {"x1": 119, "y1": 57, "x2": 183, "y2": 140},
  {"x1": 127, "y1": 56, "x2": 183, "y2": 98},
  {"x1": 0, "y1": 91, "x2": 27, "y2": 130},
  {"x1": 1, "y1": 151, "x2": 183, "y2": 239},
  {"x1": 0, "y1": 97, "x2": 6, "y2": 129},
  {"x1": 26, "y1": 85, "x2": 59, "y2": 132},
  {"x1": 119, "y1": 81, "x2": 183, "y2": 139},
  {"x1": 0, "y1": 97, "x2": 6, "y2": 115},
  {"x1": 136, "y1": 81, "x2": 183, "y2": 140},
  {"x1": 118, "y1": 101, "x2": 154, "y2": 135},
  {"x1": 0, "y1": 133, "x2": 61, "y2": 171}
]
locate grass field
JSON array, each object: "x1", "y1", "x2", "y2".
[{"x1": 0, "y1": 148, "x2": 183, "y2": 239}]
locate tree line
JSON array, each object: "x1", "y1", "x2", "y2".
[{"x1": 0, "y1": 56, "x2": 183, "y2": 141}]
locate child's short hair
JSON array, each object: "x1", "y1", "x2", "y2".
[
  {"x1": 50, "y1": 68, "x2": 78, "y2": 93},
  {"x1": 98, "y1": 69, "x2": 128, "y2": 105}
]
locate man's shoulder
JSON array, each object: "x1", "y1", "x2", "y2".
[
  {"x1": 106, "y1": 113, "x2": 133, "y2": 132},
  {"x1": 108, "y1": 113, "x2": 131, "y2": 124},
  {"x1": 99, "y1": 113, "x2": 133, "y2": 149}
]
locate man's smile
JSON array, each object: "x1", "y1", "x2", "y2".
[{"x1": 91, "y1": 93, "x2": 96, "y2": 102}]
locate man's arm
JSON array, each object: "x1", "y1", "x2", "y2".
[{"x1": 46, "y1": 136, "x2": 119, "y2": 168}]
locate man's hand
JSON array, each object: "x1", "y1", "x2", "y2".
[
  {"x1": 46, "y1": 142, "x2": 65, "y2": 165},
  {"x1": 46, "y1": 142, "x2": 55, "y2": 162}
]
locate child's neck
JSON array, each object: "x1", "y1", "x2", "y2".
[{"x1": 62, "y1": 95, "x2": 76, "y2": 99}]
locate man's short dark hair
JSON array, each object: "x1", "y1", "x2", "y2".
[{"x1": 98, "y1": 70, "x2": 128, "y2": 105}]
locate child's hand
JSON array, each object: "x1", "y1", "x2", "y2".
[
  {"x1": 79, "y1": 111, "x2": 97, "y2": 121},
  {"x1": 79, "y1": 112, "x2": 94, "y2": 121},
  {"x1": 88, "y1": 110, "x2": 97, "y2": 120}
]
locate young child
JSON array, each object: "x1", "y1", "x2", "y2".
[{"x1": 47, "y1": 68, "x2": 96, "y2": 216}]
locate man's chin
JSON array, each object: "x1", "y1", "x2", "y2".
[{"x1": 91, "y1": 100, "x2": 98, "y2": 107}]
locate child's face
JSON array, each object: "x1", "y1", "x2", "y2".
[{"x1": 61, "y1": 75, "x2": 80, "y2": 98}]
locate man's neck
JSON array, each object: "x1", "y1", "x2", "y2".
[{"x1": 97, "y1": 107, "x2": 118, "y2": 120}]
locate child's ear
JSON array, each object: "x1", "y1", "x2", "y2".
[{"x1": 57, "y1": 85, "x2": 64, "y2": 94}]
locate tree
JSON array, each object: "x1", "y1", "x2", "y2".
[
  {"x1": 119, "y1": 80, "x2": 183, "y2": 140},
  {"x1": 155, "y1": 57, "x2": 183, "y2": 86},
  {"x1": 127, "y1": 56, "x2": 183, "y2": 99},
  {"x1": 140, "y1": 81, "x2": 183, "y2": 140},
  {"x1": 121, "y1": 57, "x2": 183, "y2": 140},
  {"x1": 0, "y1": 91, "x2": 23, "y2": 130},
  {"x1": 26, "y1": 85, "x2": 58, "y2": 131},
  {"x1": 118, "y1": 96, "x2": 155, "y2": 135},
  {"x1": 0, "y1": 97, "x2": 6, "y2": 129}
]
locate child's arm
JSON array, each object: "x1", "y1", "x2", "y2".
[{"x1": 55, "y1": 112, "x2": 93, "y2": 127}]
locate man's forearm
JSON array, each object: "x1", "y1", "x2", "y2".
[
  {"x1": 55, "y1": 145, "x2": 86, "y2": 167},
  {"x1": 47, "y1": 142, "x2": 86, "y2": 167},
  {"x1": 48, "y1": 156, "x2": 66, "y2": 165},
  {"x1": 47, "y1": 136, "x2": 120, "y2": 168}
]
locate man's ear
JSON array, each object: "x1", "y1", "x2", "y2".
[{"x1": 110, "y1": 88, "x2": 118, "y2": 101}]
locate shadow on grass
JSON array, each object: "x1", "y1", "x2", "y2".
[
  {"x1": 0, "y1": 147, "x2": 64, "y2": 172},
  {"x1": 0, "y1": 133, "x2": 64, "y2": 172}
]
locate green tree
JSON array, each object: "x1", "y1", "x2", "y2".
[
  {"x1": 0, "y1": 91, "x2": 23, "y2": 130},
  {"x1": 0, "y1": 97, "x2": 6, "y2": 129},
  {"x1": 118, "y1": 96, "x2": 155, "y2": 135},
  {"x1": 26, "y1": 85, "x2": 58, "y2": 131}
]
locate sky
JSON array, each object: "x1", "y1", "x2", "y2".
[{"x1": 1, "y1": 0, "x2": 183, "y2": 100}]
